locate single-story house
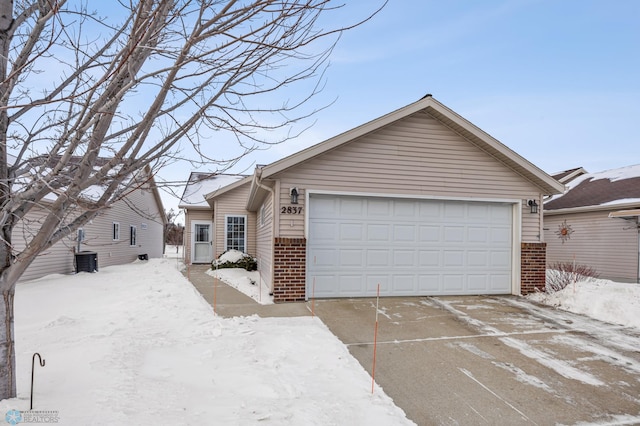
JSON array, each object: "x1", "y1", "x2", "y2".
[
  {"x1": 544, "y1": 164, "x2": 640, "y2": 283},
  {"x1": 14, "y1": 166, "x2": 167, "y2": 282},
  {"x1": 181, "y1": 95, "x2": 564, "y2": 302}
]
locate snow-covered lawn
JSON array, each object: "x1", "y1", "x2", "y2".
[
  {"x1": 527, "y1": 278, "x2": 640, "y2": 329},
  {"x1": 1, "y1": 257, "x2": 413, "y2": 425}
]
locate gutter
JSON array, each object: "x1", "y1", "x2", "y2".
[{"x1": 252, "y1": 168, "x2": 276, "y2": 295}]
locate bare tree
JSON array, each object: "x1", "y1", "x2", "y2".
[{"x1": 0, "y1": 0, "x2": 384, "y2": 399}]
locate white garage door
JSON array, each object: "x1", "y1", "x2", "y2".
[{"x1": 307, "y1": 194, "x2": 513, "y2": 298}]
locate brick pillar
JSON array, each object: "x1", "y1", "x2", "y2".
[
  {"x1": 273, "y1": 237, "x2": 306, "y2": 303},
  {"x1": 521, "y1": 242, "x2": 546, "y2": 294}
]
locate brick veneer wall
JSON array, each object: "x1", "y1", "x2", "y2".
[
  {"x1": 273, "y1": 237, "x2": 306, "y2": 302},
  {"x1": 521, "y1": 242, "x2": 546, "y2": 294}
]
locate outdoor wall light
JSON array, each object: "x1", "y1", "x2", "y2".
[
  {"x1": 528, "y1": 199, "x2": 539, "y2": 214},
  {"x1": 290, "y1": 187, "x2": 299, "y2": 204}
]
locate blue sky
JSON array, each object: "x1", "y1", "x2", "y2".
[{"x1": 163, "y1": 0, "x2": 640, "y2": 217}]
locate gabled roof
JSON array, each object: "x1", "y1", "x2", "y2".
[
  {"x1": 551, "y1": 167, "x2": 588, "y2": 184},
  {"x1": 545, "y1": 164, "x2": 640, "y2": 214},
  {"x1": 179, "y1": 172, "x2": 247, "y2": 209},
  {"x1": 245, "y1": 95, "x2": 563, "y2": 209}
]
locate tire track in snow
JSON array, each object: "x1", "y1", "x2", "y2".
[{"x1": 432, "y1": 298, "x2": 605, "y2": 387}]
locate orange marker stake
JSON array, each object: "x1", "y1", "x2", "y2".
[{"x1": 371, "y1": 283, "x2": 380, "y2": 394}]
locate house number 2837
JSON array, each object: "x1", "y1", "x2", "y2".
[{"x1": 281, "y1": 206, "x2": 303, "y2": 214}]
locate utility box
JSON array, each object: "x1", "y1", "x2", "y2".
[{"x1": 75, "y1": 251, "x2": 98, "y2": 273}]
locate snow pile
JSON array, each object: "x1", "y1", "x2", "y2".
[
  {"x1": 214, "y1": 249, "x2": 247, "y2": 264},
  {"x1": 1, "y1": 259, "x2": 412, "y2": 425},
  {"x1": 527, "y1": 278, "x2": 640, "y2": 329}
]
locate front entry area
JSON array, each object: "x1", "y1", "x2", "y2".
[{"x1": 307, "y1": 194, "x2": 514, "y2": 298}]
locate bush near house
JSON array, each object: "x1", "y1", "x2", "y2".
[
  {"x1": 212, "y1": 250, "x2": 258, "y2": 271},
  {"x1": 546, "y1": 261, "x2": 600, "y2": 293}
]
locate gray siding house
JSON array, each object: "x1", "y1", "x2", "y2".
[
  {"x1": 182, "y1": 95, "x2": 563, "y2": 302},
  {"x1": 545, "y1": 165, "x2": 640, "y2": 283},
  {"x1": 15, "y1": 168, "x2": 167, "y2": 282}
]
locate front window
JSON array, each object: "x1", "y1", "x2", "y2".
[
  {"x1": 113, "y1": 222, "x2": 120, "y2": 240},
  {"x1": 225, "y1": 215, "x2": 246, "y2": 252}
]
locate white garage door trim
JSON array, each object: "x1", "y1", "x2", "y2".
[{"x1": 305, "y1": 191, "x2": 521, "y2": 298}]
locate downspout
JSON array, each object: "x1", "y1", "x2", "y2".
[{"x1": 253, "y1": 168, "x2": 276, "y2": 295}]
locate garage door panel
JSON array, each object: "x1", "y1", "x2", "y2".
[
  {"x1": 308, "y1": 195, "x2": 513, "y2": 298},
  {"x1": 367, "y1": 249, "x2": 390, "y2": 267},
  {"x1": 443, "y1": 250, "x2": 464, "y2": 267},
  {"x1": 444, "y1": 226, "x2": 465, "y2": 242},
  {"x1": 339, "y1": 223, "x2": 363, "y2": 240},
  {"x1": 339, "y1": 275, "x2": 364, "y2": 295},
  {"x1": 393, "y1": 224, "x2": 416, "y2": 241},
  {"x1": 468, "y1": 251, "x2": 488, "y2": 266},
  {"x1": 392, "y1": 275, "x2": 416, "y2": 293},
  {"x1": 419, "y1": 225, "x2": 440, "y2": 242},
  {"x1": 419, "y1": 275, "x2": 441, "y2": 292},
  {"x1": 393, "y1": 250, "x2": 416, "y2": 266},
  {"x1": 468, "y1": 275, "x2": 488, "y2": 291},
  {"x1": 443, "y1": 275, "x2": 464, "y2": 292},
  {"x1": 468, "y1": 227, "x2": 489, "y2": 243},
  {"x1": 339, "y1": 198, "x2": 364, "y2": 217},
  {"x1": 339, "y1": 249, "x2": 363, "y2": 267},
  {"x1": 491, "y1": 251, "x2": 511, "y2": 267},
  {"x1": 309, "y1": 248, "x2": 337, "y2": 267},
  {"x1": 309, "y1": 221, "x2": 337, "y2": 242},
  {"x1": 419, "y1": 250, "x2": 440, "y2": 267},
  {"x1": 367, "y1": 224, "x2": 390, "y2": 241},
  {"x1": 367, "y1": 199, "x2": 391, "y2": 216}
]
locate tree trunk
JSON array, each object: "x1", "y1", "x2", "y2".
[{"x1": 0, "y1": 283, "x2": 15, "y2": 399}]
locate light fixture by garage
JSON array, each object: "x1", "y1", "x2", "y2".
[
  {"x1": 527, "y1": 199, "x2": 539, "y2": 214},
  {"x1": 290, "y1": 187, "x2": 299, "y2": 204}
]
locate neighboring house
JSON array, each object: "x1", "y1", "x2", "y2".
[
  {"x1": 14, "y1": 166, "x2": 167, "y2": 282},
  {"x1": 545, "y1": 164, "x2": 640, "y2": 283},
  {"x1": 182, "y1": 95, "x2": 563, "y2": 302}
]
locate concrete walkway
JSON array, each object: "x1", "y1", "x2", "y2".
[{"x1": 184, "y1": 264, "x2": 312, "y2": 318}]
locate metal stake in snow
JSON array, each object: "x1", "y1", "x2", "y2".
[
  {"x1": 30, "y1": 353, "x2": 45, "y2": 410},
  {"x1": 371, "y1": 284, "x2": 380, "y2": 394}
]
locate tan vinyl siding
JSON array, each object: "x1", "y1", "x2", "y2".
[
  {"x1": 16, "y1": 184, "x2": 165, "y2": 282},
  {"x1": 256, "y1": 194, "x2": 274, "y2": 291},
  {"x1": 545, "y1": 211, "x2": 639, "y2": 283},
  {"x1": 213, "y1": 182, "x2": 256, "y2": 257},
  {"x1": 184, "y1": 209, "x2": 213, "y2": 264},
  {"x1": 272, "y1": 111, "x2": 541, "y2": 240}
]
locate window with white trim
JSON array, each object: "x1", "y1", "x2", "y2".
[
  {"x1": 259, "y1": 204, "x2": 266, "y2": 227},
  {"x1": 130, "y1": 225, "x2": 137, "y2": 246},
  {"x1": 225, "y1": 215, "x2": 246, "y2": 252},
  {"x1": 113, "y1": 222, "x2": 120, "y2": 241}
]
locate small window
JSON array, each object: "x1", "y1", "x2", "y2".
[
  {"x1": 225, "y1": 215, "x2": 246, "y2": 252},
  {"x1": 141, "y1": 223, "x2": 148, "y2": 230},
  {"x1": 130, "y1": 225, "x2": 137, "y2": 246},
  {"x1": 113, "y1": 222, "x2": 120, "y2": 241},
  {"x1": 259, "y1": 204, "x2": 266, "y2": 227}
]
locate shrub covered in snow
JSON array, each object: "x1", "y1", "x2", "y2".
[
  {"x1": 212, "y1": 249, "x2": 257, "y2": 271},
  {"x1": 546, "y1": 261, "x2": 599, "y2": 293}
]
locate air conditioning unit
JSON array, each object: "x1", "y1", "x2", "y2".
[{"x1": 75, "y1": 251, "x2": 98, "y2": 273}]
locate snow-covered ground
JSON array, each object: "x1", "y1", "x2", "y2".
[
  {"x1": 0, "y1": 253, "x2": 413, "y2": 425},
  {"x1": 527, "y1": 278, "x2": 640, "y2": 329},
  {"x1": 3, "y1": 244, "x2": 639, "y2": 425}
]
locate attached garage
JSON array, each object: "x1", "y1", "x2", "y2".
[
  {"x1": 308, "y1": 194, "x2": 515, "y2": 298},
  {"x1": 203, "y1": 95, "x2": 565, "y2": 302}
]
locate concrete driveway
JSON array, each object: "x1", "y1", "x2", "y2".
[{"x1": 312, "y1": 296, "x2": 640, "y2": 426}]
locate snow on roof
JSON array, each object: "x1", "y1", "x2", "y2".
[
  {"x1": 179, "y1": 173, "x2": 246, "y2": 207},
  {"x1": 545, "y1": 164, "x2": 640, "y2": 210}
]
